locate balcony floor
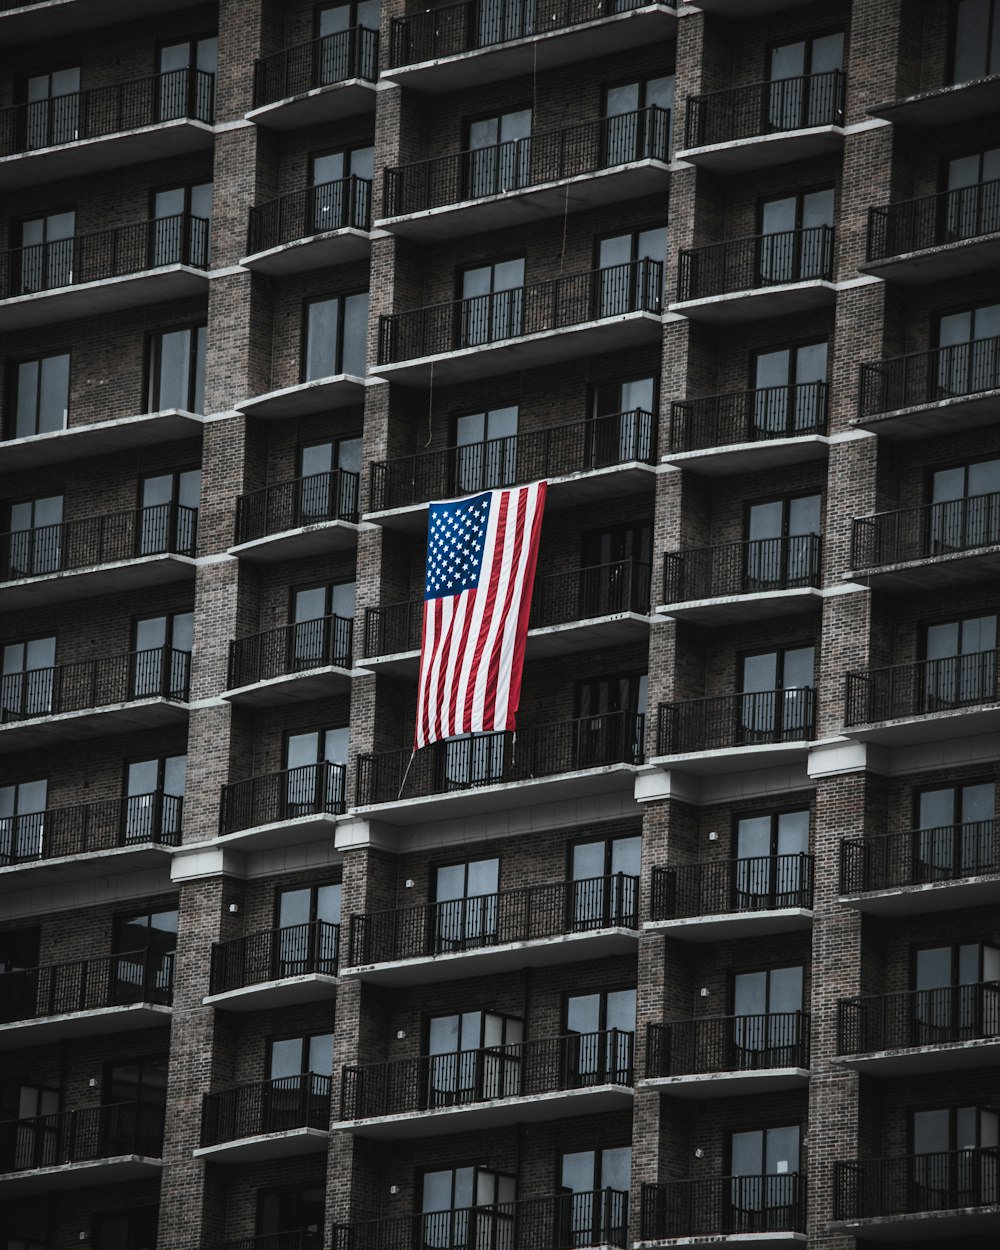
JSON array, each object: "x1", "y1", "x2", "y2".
[
  {"x1": 236, "y1": 374, "x2": 368, "y2": 418},
  {"x1": 648, "y1": 740, "x2": 813, "y2": 777},
  {"x1": 828, "y1": 1206, "x2": 1000, "y2": 1242},
  {"x1": 840, "y1": 873, "x2": 1000, "y2": 917},
  {"x1": 382, "y1": 5, "x2": 677, "y2": 94},
  {"x1": 229, "y1": 521, "x2": 361, "y2": 563},
  {"x1": 0, "y1": 409, "x2": 203, "y2": 473},
  {"x1": 639, "y1": 1067, "x2": 809, "y2": 1099},
  {"x1": 852, "y1": 388, "x2": 1000, "y2": 439},
  {"x1": 662, "y1": 436, "x2": 829, "y2": 477},
  {"x1": 870, "y1": 74, "x2": 1000, "y2": 128},
  {"x1": 207, "y1": 811, "x2": 340, "y2": 853},
  {"x1": 241, "y1": 228, "x2": 371, "y2": 276},
  {"x1": 835, "y1": 1035, "x2": 1000, "y2": 1076},
  {"x1": 643, "y1": 909, "x2": 813, "y2": 943},
  {"x1": 658, "y1": 588, "x2": 824, "y2": 627},
  {"x1": 194, "y1": 1127, "x2": 328, "y2": 1164},
  {"x1": 849, "y1": 546, "x2": 1000, "y2": 591},
  {"x1": 0, "y1": 0, "x2": 207, "y2": 43},
  {"x1": 338, "y1": 1083, "x2": 633, "y2": 1139},
  {"x1": 0, "y1": 267, "x2": 210, "y2": 331},
  {"x1": 0, "y1": 1155, "x2": 163, "y2": 1198},
  {"x1": 862, "y1": 232, "x2": 1000, "y2": 286},
  {"x1": 0, "y1": 1003, "x2": 171, "y2": 1053},
  {"x1": 246, "y1": 81, "x2": 376, "y2": 130},
  {"x1": 690, "y1": 0, "x2": 809, "y2": 13},
  {"x1": 0, "y1": 699, "x2": 188, "y2": 754},
  {"x1": 223, "y1": 666, "x2": 356, "y2": 707},
  {"x1": 845, "y1": 704, "x2": 1000, "y2": 747},
  {"x1": 671, "y1": 281, "x2": 837, "y2": 326},
  {"x1": 0, "y1": 843, "x2": 174, "y2": 889},
  {"x1": 637, "y1": 1235, "x2": 806, "y2": 1249},
  {"x1": 203, "y1": 973, "x2": 339, "y2": 1013},
  {"x1": 0, "y1": 553, "x2": 196, "y2": 614},
  {"x1": 677, "y1": 126, "x2": 844, "y2": 175}
]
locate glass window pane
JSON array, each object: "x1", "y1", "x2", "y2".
[
  {"x1": 305, "y1": 298, "x2": 339, "y2": 380},
  {"x1": 342, "y1": 292, "x2": 368, "y2": 377}
]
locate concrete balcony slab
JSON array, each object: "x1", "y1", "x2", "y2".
[
  {"x1": 246, "y1": 82, "x2": 376, "y2": 129},
  {"x1": 639, "y1": 1068, "x2": 809, "y2": 1099},
  {"x1": 852, "y1": 388, "x2": 1000, "y2": 440},
  {"x1": 240, "y1": 229, "x2": 371, "y2": 276},
  {"x1": 207, "y1": 811, "x2": 340, "y2": 854},
  {"x1": 0, "y1": 553, "x2": 196, "y2": 614},
  {"x1": 194, "y1": 1127, "x2": 328, "y2": 1164},
  {"x1": 638, "y1": 1236, "x2": 806, "y2": 1249},
  {"x1": 690, "y1": 0, "x2": 808, "y2": 13},
  {"x1": 0, "y1": 1003, "x2": 171, "y2": 1052},
  {"x1": 203, "y1": 974, "x2": 339, "y2": 1013},
  {"x1": 862, "y1": 232, "x2": 1000, "y2": 286},
  {"x1": 676, "y1": 127, "x2": 844, "y2": 175},
  {"x1": 228, "y1": 521, "x2": 361, "y2": 563},
  {"x1": 0, "y1": 699, "x2": 188, "y2": 754},
  {"x1": 834, "y1": 1035, "x2": 1000, "y2": 1076},
  {"x1": 658, "y1": 589, "x2": 824, "y2": 628},
  {"x1": 643, "y1": 909, "x2": 813, "y2": 942},
  {"x1": 0, "y1": 843, "x2": 174, "y2": 889},
  {"x1": 845, "y1": 704, "x2": 1000, "y2": 747},
  {"x1": 0, "y1": 1156, "x2": 162, "y2": 1197},
  {"x1": 870, "y1": 75, "x2": 1000, "y2": 128},
  {"x1": 671, "y1": 281, "x2": 836, "y2": 326},
  {"x1": 0, "y1": 267, "x2": 209, "y2": 331},
  {"x1": 828, "y1": 1207, "x2": 1000, "y2": 1242},
  {"x1": 648, "y1": 741, "x2": 813, "y2": 776},
  {"x1": 849, "y1": 547, "x2": 1000, "y2": 591},
  {"x1": 840, "y1": 874, "x2": 1000, "y2": 918},
  {"x1": 662, "y1": 436, "x2": 829, "y2": 477},
  {"x1": 0, "y1": 0, "x2": 206, "y2": 43},
  {"x1": 236, "y1": 375, "x2": 367, "y2": 418},
  {"x1": 0, "y1": 409, "x2": 203, "y2": 473},
  {"x1": 222, "y1": 666, "x2": 357, "y2": 707}
]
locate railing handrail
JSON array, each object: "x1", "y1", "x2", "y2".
[
  {"x1": 681, "y1": 222, "x2": 834, "y2": 259},
  {"x1": 246, "y1": 175, "x2": 374, "y2": 253},
  {"x1": 0, "y1": 211, "x2": 210, "y2": 268},
  {"x1": 252, "y1": 25, "x2": 380, "y2": 106},
  {"x1": 228, "y1": 612, "x2": 355, "y2": 686},
  {"x1": 687, "y1": 67, "x2": 844, "y2": 109},
  {"x1": 868, "y1": 176, "x2": 1000, "y2": 261},
  {"x1": 641, "y1": 1174, "x2": 806, "y2": 1240},
  {"x1": 0, "y1": 947, "x2": 176, "y2": 1024},
  {"x1": 218, "y1": 760, "x2": 348, "y2": 834},
  {"x1": 0, "y1": 790, "x2": 183, "y2": 863},
  {"x1": 848, "y1": 647, "x2": 998, "y2": 683},
  {"x1": 860, "y1": 331, "x2": 1000, "y2": 376},
  {"x1": 251, "y1": 173, "x2": 372, "y2": 215},
  {"x1": 841, "y1": 978, "x2": 1000, "y2": 1008},
  {"x1": 855, "y1": 489, "x2": 1000, "y2": 527},
  {"x1": 210, "y1": 918, "x2": 340, "y2": 995},
  {"x1": 665, "y1": 531, "x2": 822, "y2": 561},
  {"x1": 1, "y1": 500, "x2": 198, "y2": 546}
]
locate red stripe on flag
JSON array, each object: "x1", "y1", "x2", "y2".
[
  {"x1": 462, "y1": 491, "x2": 510, "y2": 729},
  {"x1": 480, "y1": 487, "x2": 528, "y2": 731},
  {"x1": 504, "y1": 483, "x2": 546, "y2": 728}
]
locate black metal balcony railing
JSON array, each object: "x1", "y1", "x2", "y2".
[
  {"x1": 378, "y1": 258, "x2": 663, "y2": 364},
  {"x1": 202, "y1": 1235, "x2": 323, "y2": 1250},
  {"x1": 369, "y1": 410, "x2": 655, "y2": 513},
  {"x1": 383, "y1": 106, "x2": 669, "y2": 217},
  {"x1": 0, "y1": 646, "x2": 190, "y2": 723},
  {"x1": 234, "y1": 471, "x2": 360, "y2": 545},
  {"x1": 678, "y1": 226, "x2": 834, "y2": 301},
  {"x1": 646, "y1": 1013, "x2": 810, "y2": 1078},
  {"x1": 859, "y1": 334, "x2": 1000, "y2": 418},
  {"x1": 247, "y1": 176, "x2": 372, "y2": 254},
  {"x1": 200, "y1": 1073, "x2": 332, "y2": 1147},
  {"x1": 0, "y1": 949, "x2": 175, "y2": 1024},
  {"x1": 357, "y1": 711, "x2": 645, "y2": 805},
  {"x1": 685, "y1": 70, "x2": 844, "y2": 148},
  {"x1": 0, "y1": 791, "x2": 182, "y2": 868},
  {"x1": 1, "y1": 502, "x2": 198, "y2": 582},
  {"x1": 0, "y1": 1101, "x2": 165, "y2": 1174},
  {"x1": 333, "y1": 1189, "x2": 629, "y2": 1250},
  {"x1": 840, "y1": 822, "x2": 1000, "y2": 894},
  {"x1": 0, "y1": 213, "x2": 209, "y2": 299},
  {"x1": 656, "y1": 690, "x2": 816, "y2": 754},
  {"x1": 663, "y1": 535, "x2": 821, "y2": 603},
  {"x1": 253, "y1": 28, "x2": 379, "y2": 108},
  {"x1": 668, "y1": 381, "x2": 828, "y2": 452},
  {"x1": 838, "y1": 982, "x2": 1000, "y2": 1054},
  {"x1": 228, "y1": 615, "x2": 354, "y2": 688},
  {"x1": 341, "y1": 1028, "x2": 634, "y2": 1120},
  {"x1": 868, "y1": 178, "x2": 1000, "y2": 262},
  {"x1": 845, "y1": 651, "x2": 1000, "y2": 726},
  {"x1": 209, "y1": 920, "x2": 340, "y2": 996},
  {"x1": 650, "y1": 855, "x2": 814, "y2": 920},
  {"x1": 642, "y1": 1176, "x2": 806, "y2": 1240},
  {"x1": 0, "y1": 67, "x2": 215, "y2": 157},
  {"x1": 348, "y1": 872, "x2": 640, "y2": 966},
  {"x1": 219, "y1": 762, "x2": 347, "y2": 835},
  {"x1": 834, "y1": 1148, "x2": 1000, "y2": 1220},
  {"x1": 852, "y1": 493, "x2": 1000, "y2": 568},
  {"x1": 390, "y1": 0, "x2": 673, "y2": 65}
]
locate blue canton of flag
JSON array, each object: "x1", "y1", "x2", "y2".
[{"x1": 424, "y1": 492, "x2": 491, "y2": 600}]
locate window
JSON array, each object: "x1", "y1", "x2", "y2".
[
  {"x1": 1, "y1": 637, "x2": 55, "y2": 721},
  {"x1": 6, "y1": 1237, "x2": 47, "y2": 1250},
  {"x1": 459, "y1": 258, "x2": 524, "y2": 347},
  {"x1": 275, "y1": 882, "x2": 341, "y2": 976},
  {"x1": 303, "y1": 293, "x2": 368, "y2": 380},
  {"x1": 105, "y1": 1056, "x2": 168, "y2": 1112},
  {"x1": 0, "y1": 928, "x2": 40, "y2": 973},
  {"x1": 580, "y1": 522, "x2": 652, "y2": 617},
  {"x1": 159, "y1": 37, "x2": 216, "y2": 121},
  {"x1": 18, "y1": 210, "x2": 75, "y2": 294},
  {"x1": 728, "y1": 1125, "x2": 800, "y2": 1232},
  {"x1": 297, "y1": 437, "x2": 361, "y2": 523},
  {"x1": 465, "y1": 108, "x2": 532, "y2": 199},
  {"x1": 604, "y1": 76, "x2": 673, "y2": 165},
  {"x1": 285, "y1": 727, "x2": 348, "y2": 815},
  {"x1": 937, "y1": 302, "x2": 1000, "y2": 398},
  {"x1": 574, "y1": 672, "x2": 647, "y2": 768},
  {"x1": 911, "y1": 1105, "x2": 999, "y2": 1208},
  {"x1": 927, "y1": 456, "x2": 1000, "y2": 553},
  {"x1": 597, "y1": 227, "x2": 666, "y2": 316},
  {"x1": 9, "y1": 352, "x2": 69, "y2": 440},
  {"x1": 151, "y1": 182, "x2": 211, "y2": 267},
  {"x1": 591, "y1": 377, "x2": 655, "y2": 467},
  {"x1": 6, "y1": 494, "x2": 63, "y2": 578},
  {"x1": 744, "y1": 494, "x2": 821, "y2": 592},
  {"x1": 311, "y1": 146, "x2": 373, "y2": 232},
  {"x1": 732, "y1": 965, "x2": 805, "y2": 1068},
  {"x1": 92, "y1": 1207, "x2": 158, "y2": 1250},
  {"x1": 560, "y1": 1147, "x2": 630, "y2": 1248},
  {"x1": 452, "y1": 405, "x2": 518, "y2": 494},
  {"x1": 759, "y1": 189, "x2": 834, "y2": 283},
  {"x1": 420, "y1": 1167, "x2": 515, "y2": 1250},
  {"x1": 570, "y1": 834, "x2": 641, "y2": 929},
  {"x1": 733, "y1": 809, "x2": 810, "y2": 909},
  {"x1": 21, "y1": 66, "x2": 79, "y2": 150},
  {"x1": 914, "y1": 782, "x2": 995, "y2": 881},
  {"x1": 913, "y1": 942, "x2": 1000, "y2": 1044},
  {"x1": 0, "y1": 1083, "x2": 58, "y2": 1172},
  {"x1": 267, "y1": 1031, "x2": 334, "y2": 1132},
  {"x1": 317, "y1": 0, "x2": 379, "y2": 83},
  {"x1": 752, "y1": 341, "x2": 827, "y2": 437},
  {"x1": 132, "y1": 611, "x2": 193, "y2": 699},
  {"x1": 147, "y1": 324, "x2": 206, "y2": 414},
  {"x1": 922, "y1": 613, "x2": 997, "y2": 710},
  {"x1": 952, "y1": 0, "x2": 1000, "y2": 84},
  {"x1": 113, "y1": 907, "x2": 178, "y2": 1002},
  {"x1": 139, "y1": 468, "x2": 200, "y2": 556},
  {"x1": 291, "y1": 581, "x2": 355, "y2": 670},
  {"x1": 0, "y1": 931, "x2": 40, "y2": 1022},
  {"x1": 944, "y1": 147, "x2": 1000, "y2": 240},
  {"x1": 425, "y1": 1011, "x2": 523, "y2": 1105},
  {"x1": 767, "y1": 33, "x2": 843, "y2": 130},
  {"x1": 257, "y1": 1184, "x2": 324, "y2": 1238},
  {"x1": 433, "y1": 857, "x2": 499, "y2": 952},
  {"x1": 0, "y1": 778, "x2": 47, "y2": 865},
  {"x1": 739, "y1": 645, "x2": 814, "y2": 742},
  {"x1": 565, "y1": 988, "x2": 635, "y2": 1085},
  {"x1": 124, "y1": 755, "x2": 185, "y2": 845}
]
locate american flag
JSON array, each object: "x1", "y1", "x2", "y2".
[{"x1": 415, "y1": 481, "x2": 547, "y2": 751}]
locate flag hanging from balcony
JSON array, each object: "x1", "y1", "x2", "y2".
[{"x1": 414, "y1": 481, "x2": 547, "y2": 751}]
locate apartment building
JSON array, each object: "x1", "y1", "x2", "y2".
[{"x1": 0, "y1": 0, "x2": 998, "y2": 1247}]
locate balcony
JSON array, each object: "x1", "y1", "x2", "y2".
[
  {"x1": 644, "y1": 1014, "x2": 810, "y2": 1098},
  {"x1": 664, "y1": 382, "x2": 829, "y2": 476},
  {"x1": 674, "y1": 227, "x2": 835, "y2": 324},
  {"x1": 366, "y1": 411, "x2": 656, "y2": 528},
  {"x1": 363, "y1": 560, "x2": 650, "y2": 676},
  {"x1": 851, "y1": 495, "x2": 1000, "y2": 589},
  {"x1": 661, "y1": 536, "x2": 823, "y2": 625},
  {"x1": 840, "y1": 823, "x2": 1000, "y2": 916},
  {"x1": 0, "y1": 501, "x2": 197, "y2": 611},
  {"x1": 217, "y1": 762, "x2": 347, "y2": 851},
  {"x1": 0, "y1": 1101, "x2": 164, "y2": 1196},
  {"x1": 0, "y1": 792, "x2": 181, "y2": 884},
  {"x1": 0, "y1": 69, "x2": 214, "y2": 191},
  {"x1": 836, "y1": 983, "x2": 1000, "y2": 1075},
  {"x1": 236, "y1": 374, "x2": 368, "y2": 420},
  {"x1": 832, "y1": 1148, "x2": 1000, "y2": 1241},
  {"x1": 231, "y1": 471, "x2": 360, "y2": 562},
  {"x1": 338, "y1": 1028, "x2": 634, "y2": 1137},
  {"x1": 844, "y1": 652, "x2": 1000, "y2": 744},
  {"x1": 870, "y1": 74, "x2": 1000, "y2": 129},
  {"x1": 378, "y1": 107, "x2": 670, "y2": 242},
  {"x1": 679, "y1": 71, "x2": 845, "y2": 173},
  {"x1": 655, "y1": 690, "x2": 817, "y2": 771},
  {"x1": 243, "y1": 176, "x2": 372, "y2": 275},
  {"x1": 641, "y1": 1176, "x2": 806, "y2": 1246},
  {"x1": 333, "y1": 1189, "x2": 629, "y2": 1250},
  {"x1": 386, "y1": 0, "x2": 676, "y2": 91},
  {"x1": 375, "y1": 259, "x2": 664, "y2": 387},
  {"x1": 0, "y1": 213, "x2": 210, "y2": 330},
  {"x1": 856, "y1": 335, "x2": 1000, "y2": 438},
  {"x1": 355, "y1": 712, "x2": 645, "y2": 822},
  {"x1": 0, "y1": 0, "x2": 209, "y2": 44},
  {"x1": 0, "y1": 646, "x2": 189, "y2": 752},
  {"x1": 647, "y1": 856, "x2": 814, "y2": 941},
  {"x1": 205, "y1": 920, "x2": 339, "y2": 1011},
  {"x1": 0, "y1": 950, "x2": 173, "y2": 1050},
  {"x1": 249, "y1": 29, "x2": 378, "y2": 128},
  {"x1": 865, "y1": 179, "x2": 1000, "y2": 284},
  {"x1": 343, "y1": 873, "x2": 639, "y2": 985},
  {"x1": 1, "y1": 407, "x2": 203, "y2": 474},
  {"x1": 197, "y1": 1074, "x2": 331, "y2": 1163},
  {"x1": 225, "y1": 615, "x2": 355, "y2": 705}
]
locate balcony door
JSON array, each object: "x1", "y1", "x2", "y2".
[
  {"x1": 0, "y1": 779, "x2": 46, "y2": 865},
  {"x1": 147, "y1": 324, "x2": 206, "y2": 414},
  {"x1": 744, "y1": 494, "x2": 821, "y2": 592},
  {"x1": 139, "y1": 468, "x2": 199, "y2": 555},
  {"x1": 292, "y1": 581, "x2": 355, "y2": 670},
  {"x1": 728, "y1": 1125, "x2": 800, "y2": 1232},
  {"x1": 759, "y1": 189, "x2": 833, "y2": 285},
  {"x1": 597, "y1": 227, "x2": 665, "y2": 316},
  {"x1": 285, "y1": 727, "x2": 348, "y2": 816},
  {"x1": 104, "y1": 1056, "x2": 167, "y2": 1155},
  {"x1": 945, "y1": 147, "x2": 1000, "y2": 241},
  {"x1": 268, "y1": 1032, "x2": 334, "y2": 1131},
  {"x1": 113, "y1": 908, "x2": 178, "y2": 1003},
  {"x1": 928, "y1": 457, "x2": 1000, "y2": 554},
  {"x1": 734, "y1": 808, "x2": 809, "y2": 910},
  {"x1": 580, "y1": 523, "x2": 652, "y2": 618},
  {"x1": 476, "y1": 0, "x2": 535, "y2": 46},
  {"x1": 575, "y1": 672, "x2": 647, "y2": 770},
  {"x1": 466, "y1": 108, "x2": 531, "y2": 200},
  {"x1": 915, "y1": 781, "x2": 995, "y2": 882},
  {"x1": 124, "y1": 754, "x2": 185, "y2": 845},
  {"x1": 732, "y1": 965, "x2": 804, "y2": 1069},
  {"x1": 298, "y1": 437, "x2": 362, "y2": 525},
  {"x1": 452, "y1": 405, "x2": 518, "y2": 495},
  {"x1": 0, "y1": 1083, "x2": 58, "y2": 1172},
  {"x1": 132, "y1": 611, "x2": 192, "y2": 699},
  {"x1": 275, "y1": 882, "x2": 341, "y2": 977},
  {"x1": 565, "y1": 988, "x2": 635, "y2": 1086},
  {"x1": 1, "y1": 637, "x2": 55, "y2": 721},
  {"x1": 158, "y1": 36, "x2": 216, "y2": 121},
  {"x1": 317, "y1": 1, "x2": 379, "y2": 83},
  {"x1": 433, "y1": 857, "x2": 499, "y2": 952},
  {"x1": 421, "y1": 1166, "x2": 515, "y2": 1250},
  {"x1": 739, "y1": 645, "x2": 814, "y2": 743},
  {"x1": 923, "y1": 614, "x2": 997, "y2": 711},
  {"x1": 767, "y1": 33, "x2": 843, "y2": 130},
  {"x1": 256, "y1": 1183, "x2": 325, "y2": 1241},
  {"x1": 559, "y1": 1146, "x2": 630, "y2": 1248},
  {"x1": 460, "y1": 258, "x2": 525, "y2": 347},
  {"x1": 752, "y1": 340, "x2": 827, "y2": 437},
  {"x1": 12, "y1": 351, "x2": 70, "y2": 439},
  {"x1": 92, "y1": 1207, "x2": 158, "y2": 1250},
  {"x1": 151, "y1": 182, "x2": 211, "y2": 267},
  {"x1": 591, "y1": 376, "x2": 655, "y2": 467},
  {"x1": 913, "y1": 942, "x2": 1000, "y2": 1045},
  {"x1": 912, "y1": 1105, "x2": 1000, "y2": 1209},
  {"x1": 441, "y1": 731, "x2": 507, "y2": 790},
  {"x1": 18, "y1": 210, "x2": 74, "y2": 294},
  {"x1": 938, "y1": 303, "x2": 1000, "y2": 398},
  {"x1": 0, "y1": 928, "x2": 39, "y2": 1023},
  {"x1": 311, "y1": 146, "x2": 373, "y2": 232},
  {"x1": 22, "y1": 66, "x2": 80, "y2": 149},
  {"x1": 603, "y1": 75, "x2": 673, "y2": 165},
  {"x1": 425, "y1": 1011, "x2": 522, "y2": 1107},
  {"x1": 570, "y1": 835, "x2": 640, "y2": 931},
  {"x1": 7, "y1": 494, "x2": 63, "y2": 578},
  {"x1": 952, "y1": 0, "x2": 1000, "y2": 84}
]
